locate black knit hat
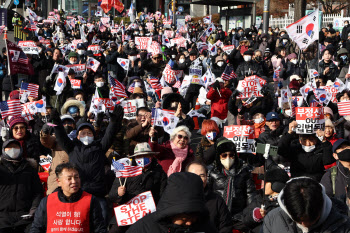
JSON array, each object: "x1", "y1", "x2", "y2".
[
  {"x1": 216, "y1": 138, "x2": 236, "y2": 156},
  {"x1": 265, "y1": 168, "x2": 289, "y2": 192}
]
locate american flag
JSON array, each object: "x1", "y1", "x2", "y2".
[
  {"x1": 0, "y1": 100, "x2": 23, "y2": 119},
  {"x1": 149, "y1": 77, "x2": 162, "y2": 90},
  {"x1": 128, "y1": 83, "x2": 135, "y2": 93},
  {"x1": 112, "y1": 160, "x2": 142, "y2": 178},
  {"x1": 273, "y1": 67, "x2": 281, "y2": 82},
  {"x1": 221, "y1": 66, "x2": 237, "y2": 81},
  {"x1": 18, "y1": 50, "x2": 30, "y2": 65},
  {"x1": 20, "y1": 82, "x2": 39, "y2": 98},
  {"x1": 109, "y1": 75, "x2": 128, "y2": 98},
  {"x1": 338, "y1": 101, "x2": 350, "y2": 116}
]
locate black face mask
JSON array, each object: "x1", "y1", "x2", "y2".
[
  {"x1": 167, "y1": 223, "x2": 193, "y2": 233},
  {"x1": 64, "y1": 126, "x2": 74, "y2": 135},
  {"x1": 337, "y1": 149, "x2": 350, "y2": 162}
]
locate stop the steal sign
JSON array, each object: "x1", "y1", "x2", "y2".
[{"x1": 115, "y1": 191, "x2": 156, "y2": 226}]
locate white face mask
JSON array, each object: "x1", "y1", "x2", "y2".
[
  {"x1": 282, "y1": 39, "x2": 288, "y2": 44},
  {"x1": 80, "y1": 136, "x2": 94, "y2": 145},
  {"x1": 129, "y1": 56, "x2": 137, "y2": 61},
  {"x1": 220, "y1": 157, "x2": 234, "y2": 170},
  {"x1": 171, "y1": 55, "x2": 176, "y2": 59},
  {"x1": 96, "y1": 82, "x2": 104, "y2": 87},
  {"x1": 217, "y1": 61, "x2": 224, "y2": 67},
  {"x1": 302, "y1": 145, "x2": 315, "y2": 153},
  {"x1": 77, "y1": 50, "x2": 85, "y2": 55},
  {"x1": 69, "y1": 60, "x2": 78, "y2": 65},
  {"x1": 244, "y1": 56, "x2": 252, "y2": 62},
  {"x1": 179, "y1": 58, "x2": 185, "y2": 64},
  {"x1": 291, "y1": 90, "x2": 298, "y2": 95},
  {"x1": 199, "y1": 56, "x2": 205, "y2": 61},
  {"x1": 254, "y1": 117, "x2": 264, "y2": 124},
  {"x1": 290, "y1": 59, "x2": 297, "y2": 64},
  {"x1": 6, "y1": 148, "x2": 21, "y2": 159},
  {"x1": 284, "y1": 109, "x2": 292, "y2": 116}
]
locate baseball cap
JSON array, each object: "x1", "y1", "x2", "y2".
[
  {"x1": 332, "y1": 139, "x2": 350, "y2": 153},
  {"x1": 266, "y1": 112, "x2": 279, "y2": 121}
]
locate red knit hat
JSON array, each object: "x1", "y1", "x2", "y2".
[
  {"x1": 8, "y1": 116, "x2": 27, "y2": 129},
  {"x1": 9, "y1": 90, "x2": 20, "y2": 100},
  {"x1": 289, "y1": 79, "x2": 300, "y2": 90}
]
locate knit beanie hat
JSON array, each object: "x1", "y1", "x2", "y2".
[
  {"x1": 8, "y1": 116, "x2": 27, "y2": 130},
  {"x1": 216, "y1": 138, "x2": 236, "y2": 156},
  {"x1": 265, "y1": 168, "x2": 290, "y2": 192}
]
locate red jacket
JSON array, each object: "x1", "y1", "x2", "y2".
[
  {"x1": 149, "y1": 140, "x2": 194, "y2": 175},
  {"x1": 207, "y1": 87, "x2": 232, "y2": 120}
]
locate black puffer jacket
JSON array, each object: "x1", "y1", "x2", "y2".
[
  {"x1": 278, "y1": 133, "x2": 335, "y2": 181},
  {"x1": 126, "y1": 172, "x2": 218, "y2": 233},
  {"x1": 318, "y1": 59, "x2": 339, "y2": 82},
  {"x1": 108, "y1": 160, "x2": 167, "y2": 206},
  {"x1": 0, "y1": 140, "x2": 43, "y2": 229},
  {"x1": 235, "y1": 60, "x2": 264, "y2": 80},
  {"x1": 30, "y1": 188, "x2": 107, "y2": 233},
  {"x1": 209, "y1": 158, "x2": 257, "y2": 216},
  {"x1": 54, "y1": 120, "x2": 120, "y2": 197}
]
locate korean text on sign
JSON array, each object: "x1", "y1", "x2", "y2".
[
  {"x1": 296, "y1": 107, "x2": 325, "y2": 134},
  {"x1": 223, "y1": 125, "x2": 256, "y2": 153}
]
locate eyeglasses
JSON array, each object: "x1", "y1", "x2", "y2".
[
  {"x1": 177, "y1": 134, "x2": 189, "y2": 141},
  {"x1": 220, "y1": 152, "x2": 235, "y2": 159},
  {"x1": 13, "y1": 126, "x2": 26, "y2": 131}
]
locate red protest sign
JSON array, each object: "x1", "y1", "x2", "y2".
[
  {"x1": 223, "y1": 125, "x2": 255, "y2": 153},
  {"x1": 222, "y1": 45, "x2": 235, "y2": 55},
  {"x1": 114, "y1": 191, "x2": 156, "y2": 226},
  {"x1": 69, "y1": 79, "x2": 81, "y2": 89},
  {"x1": 87, "y1": 45, "x2": 102, "y2": 56},
  {"x1": 319, "y1": 86, "x2": 338, "y2": 103},
  {"x1": 66, "y1": 64, "x2": 86, "y2": 77},
  {"x1": 295, "y1": 107, "x2": 325, "y2": 134},
  {"x1": 135, "y1": 37, "x2": 152, "y2": 50}
]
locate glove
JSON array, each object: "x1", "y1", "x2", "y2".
[
  {"x1": 42, "y1": 123, "x2": 51, "y2": 135},
  {"x1": 109, "y1": 105, "x2": 124, "y2": 122},
  {"x1": 48, "y1": 109, "x2": 61, "y2": 125},
  {"x1": 212, "y1": 81, "x2": 220, "y2": 90},
  {"x1": 95, "y1": 112, "x2": 104, "y2": 127}
]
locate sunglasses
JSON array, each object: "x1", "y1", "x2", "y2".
[
  {"x1": 220, "y1": 152, "x2": 235, "y2": 159},
  {"x1": 13, "y1": 126, "x2": 26, "y2": 131},
  {"x1": 177, "y1": 134, "x2": 189, "y2": 141}
]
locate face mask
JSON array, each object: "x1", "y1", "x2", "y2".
[
  {"x1": 239, "y1": 32, "x2": 243, "y2": 36},
  {"x1": 254, "y1": 117, "x2": 264, "y2": 124},
  {"x1": 179, "y1": 59, "x2": 185, "y2": 63},
  {"x1": 255, "y1": 56, "x2": 262, "y2": 62},
  {"x1": 69, "y1": 60, "x2": 77, "y2": 65},
  {"x1": 217, "y1": 61, "x2": 224, "y2": 67},
  {"x1": 232, "y1": 32, "x2": 236, "y2": 35},
  {"x1": 6, "y1": 148, "x2": 21, "y2": 159},
  {"x1": 96, "y1": 82, "x2": 104, "y2": 87},
  {"x1": 296, "y1": 223, "x2": 309, "y2": 233},
  {"x1": 206, "y1": 132, "x2": 217, "y2": 141},
  {"x1": 302, "y1": 145, "x2": 316, "y2": 153},
  {"x1": 80, "y1": 136, "x2": 94, "y2": 145},
  {"x1": 220, "y1": 157, "x2": 234, "y2": 170},
  {"x1": 244, "y1": 56, "x2": 252, "y2": 62},
  {"x1": 140, "y1": 33, "x2": 144, "y2": 36},
  {"x1": 341, "y1": 99, "x2": 349, "y2": 102},
  {"x1": 171, "y1": 55, "x2": 176, "y2": 59},
  {"x1": 129, "y1": 56, "x2": 137, "y2": 61},
  {"x1": 291, "y1": 90, "x2": 298, "y2": 95},
  {"x1": 284, "y1": 109, "x2": 292, "y2": 117},
  {"x1": 64, "y1": 126, "x2": 74, "y2": 134},
  {"x1": 135, "y1": 157, "x2": 152, "y2": 167},
  {"x1": 77, "y1": 50, "x2": 85, "y2": 55},
  {"x1": 290, "y1": 59, "x2": 297, "y2": 64},
  {"x1": 199, "y1": 56, "x2": 204, "y2": 60},
  {"x1": 340, "y1": 55, "x2": 348, "y2": 61},
  {"x1": 282, "y1": 39, "x2": 288, "y2": 44},
  {"x1": 262, "y1": 38, "x2": 267, "y2": 42},
  {"x1": 337, "y1": 149, "x2": 350, "y2": 161}
]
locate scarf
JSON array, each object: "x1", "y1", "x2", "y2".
[
  {"x1": 254, "y1": 120, "x2": 266, "y2": 138},
  {"x1": 167, "y1": 141, "x2": 188, "y2": 177}
]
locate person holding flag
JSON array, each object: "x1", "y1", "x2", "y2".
[
  {"x1": 108, "y1": 142, "x2": 167, "y2": 233},
  {"x1": 206, "y1": 78, "x2": 232, "y2": 121}
]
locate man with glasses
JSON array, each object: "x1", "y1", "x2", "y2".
[
  {"x1": 209, "y1": 138, "x2": 257, "y2": 231},
  {"x1": 126, "y1": 107, "x2": 164, "y2": 155}
]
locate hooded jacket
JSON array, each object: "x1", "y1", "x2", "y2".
[
  {"x1": 0, "y1": 139, "x2": 43, "y2": 229},
  {"x1": 207, "y1": 87, "x2": 232, "y2": 120},
  {"x1": 126, "y1": 172, "x2": 218, "y2": 233},
  {"x1": 263, "y1": 185, "x2": 350, "y2": 233}
]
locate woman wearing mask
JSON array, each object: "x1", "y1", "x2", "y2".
[
  {"x1": 209, "y1": 138, "x2": 257, "y2": 229},
  {"x1": 149, "y1": 125, "x2": 194, "y2": 176},
  {"x1": 211, "y1": 55, "x2": 226, "y2": 77},
  {"x1": 127, "y1": 48, "x2": 145, "y2": 78},
  {"x1": 195, "y1": 119, "x2": 220, "y2": 165},
  {"x1": 279, "y1": 53, "x2": 306, "y2": 86}
]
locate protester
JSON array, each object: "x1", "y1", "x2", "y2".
[{"x1": 30, "y1": 163, "x2": 107, "y2": 232}]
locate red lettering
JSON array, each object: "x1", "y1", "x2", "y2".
[
  {"x1": 139, "y1": 195, "x2": 147, "y2": 203},
  {"x1": 120, "y1": 205, "x2": 128, "y2": 213},
  {"x1": 139, "y1": 203, "x2": 147, "y2": 211}
]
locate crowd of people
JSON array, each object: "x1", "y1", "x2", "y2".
[{"x1": 1, "y1": 6, "x2": 350, "y2": 233}]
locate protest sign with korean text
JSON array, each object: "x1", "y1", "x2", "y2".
[
  {"x1": 223, "y1": 125, "x2": 256, "y2": 153},
  {"x1": 18, "y1": 41, "x2": 40, "y2": 55},
  {"x1": 66, "y1": 64, "x2": 86, "y2": 77},
  {"x1": 120, "y1": 99, "x2": 146, "y2": 119},
  {"x1": 114, "y1": 191, "x2": 156, "y2": 226},
  {"x1": 296, "y1": 107, "x2": 325, "y2": 134}
]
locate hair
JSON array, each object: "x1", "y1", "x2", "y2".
[
  {"x1": 254, "y1": 49, "x2": 263, "y2": 56},
  {"x1": 185, "y1": 159, "x2": 208, "y2": 175},
  {"x1": 55, "y1": 163, "x2": 79, "y2": 178},
  {"x1": 283, "y1": 178, "x2": 324, "y2": 223},
  {"x1": 201, "y1": 119, "x2": 220, "y2": 136},
  {"x1": 170, "y1": 125, "x2": 191, "y2": 143},
  {"x1": 299, "y1": 134, "x2": 317, "y2": 141},
  {"x1": 136, "y1": 107, "x2": 151, "y2": 116}
]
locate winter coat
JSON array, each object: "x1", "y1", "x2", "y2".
[
  {"x1": 0, "y1": 157, "x2": 43, "y2": 229},
  {"x1": 108, "y1": 160, "x2": 167, "y2": 211},
  {"x1": 149, "y1": 140, "x2": 194, "y2": 175},
  {"x1": 339, "y1": 65, "x2": 349, "y2": 82},
  {"x1": 235, "y1": 61, "x2": 265, "y2": 80},
  {"x1": 53, "y1": 120, "x2": 120, "y2": 197},
  {"x1": 318, "y1": 60, "x2": 339, "y2": 82},
  {"x1": 242, "y1": 191, "x2": 280, "y2": 233},
  {"x1": 207, "y1": 87, "x2": 232, "y2": 120},
  {"x1": 195, "y1": 137, "x2": 216, "y2": 165},
  {"x1": 321, "y1": 161, "x2": 350, "y2": 203},
  {"x1": 40, "y1": 131, "x2": 69, "y2": 194},
  {"x1": 126, "y1": 172, "x2": 218, "y2": 233},
  {"x1": 263, "y1": 188, "x2": 350, "y2": 233},
  {"x1": 105, "y1": 50, "x2": 126, "y2": 81},
  {"x1": 278, "y1": 133, "x2": 335, "y2": 181},
  {"x1": 126, "y1": 120, "x2": 164, "y2": 154},
  {"x1": 30, "y1": 188, "x2": 107, "y2": 233},
  {"x1": 204, "y1": 187, "x2": 233, "y2": 233},
  {"x1": 209, "y1": 159, "x2": 257, "y2": 216}
]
